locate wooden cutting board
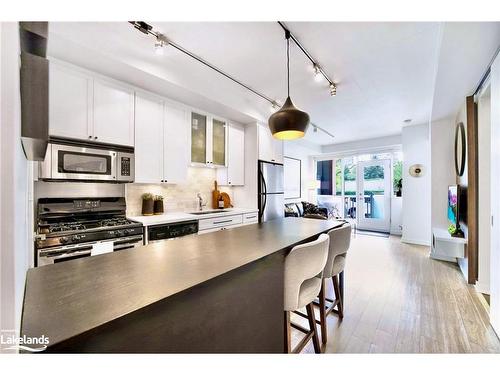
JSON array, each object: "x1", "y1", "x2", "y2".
[{"x1": 220, "y1": 192, "x2": 233, "y2": 208}]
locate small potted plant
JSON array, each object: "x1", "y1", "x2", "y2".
[
  {"x1": 142, "y1": 193, "x2": 154, "y2": 216},
  {"x1": 154, "y1": 195, "x2": 164, "y2": 215},
  {"x1": 395, "y1": 178, "x2": 403, "y2": 197}
]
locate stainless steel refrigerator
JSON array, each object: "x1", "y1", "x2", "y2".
[{"x1": 258, "y1": 160, "x2": 285, "y2": 222}]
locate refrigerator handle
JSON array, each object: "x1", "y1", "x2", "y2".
[{"x1": 259, "y1": 169, "x2": 267, "y2": 221}]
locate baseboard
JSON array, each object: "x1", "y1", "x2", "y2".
[
  {"x1": 401, "y1": 237, "x2": 431, "y2": 247},
  {"x1": 474, "y1": 282, "x2": 490, "y2": 295},
  {"x1": 429, "y1": 252, "x2": 457, "y2": 263}
]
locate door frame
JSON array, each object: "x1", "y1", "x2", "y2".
[{"x1": 356, "y1": 159, "x2": 392, "y2": 232}]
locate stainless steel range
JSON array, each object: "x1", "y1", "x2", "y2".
[{"x1": 35, "y1": 197, "x2": 143, "y2": 266}]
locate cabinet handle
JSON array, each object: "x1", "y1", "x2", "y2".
[
  {"x1": 94, "y1": 136, "x2": 98, "y2": 140},
  {"x1": 88, "y1": 135, "x2": 92, "y2": 139},
  {"x1": 213, "y1": 219, "x2": 233, "y2": 225},
  {"x1": 228, "y1": 181, "x2": 231, "y2": 184}
]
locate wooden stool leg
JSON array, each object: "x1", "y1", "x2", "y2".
[
  {"x1": 332, "y1": 275, "x2": 344, "y2": 320},
  {"x1": 306, "y1": 303, "x2": 321, "y2": 353},
  {"x1": 285, "y1": 311, "x2": 291, "y2": 353},
  {"x1": 318, "y1": 279, "x2": 327, "y2": 344}
]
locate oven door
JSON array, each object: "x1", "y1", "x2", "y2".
[
  {"x1": 37, "y1": 236, "x2": 144, "y2": 267},
  {"x1": 45, "y1": 144, "x2": 117, "y2": 181}
]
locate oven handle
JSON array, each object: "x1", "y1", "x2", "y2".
[
  {"x1": 40, "y1": 236, "x2": 144, "y2": 257},
  {"x1": 113, "y1": 236, "x2": 144, "y2": 250},
  {"x1": 46, "y1": 247, "x2": 93, "y2": 259}
]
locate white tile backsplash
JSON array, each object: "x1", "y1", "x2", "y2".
[{"x1": 125, "y1": 167, "x2": 233, "y2": 216}]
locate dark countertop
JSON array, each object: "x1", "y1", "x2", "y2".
[{"x1": 21, "y1": 218, "x2": 344, "y2": 347}]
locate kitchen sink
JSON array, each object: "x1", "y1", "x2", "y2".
[{"x1": 189, "y1": 210, "x2": 230, "y2": 215}]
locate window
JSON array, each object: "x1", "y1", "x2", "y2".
[
  {"x1": 316, "y1": 160, "x2": 333, "y2": 195},
  {"x1": 393, "y1": 152, "x2": 403, "y2": 196},
  {"x1": 335, "y1": 159, "x2": 342, "y2": 196}
]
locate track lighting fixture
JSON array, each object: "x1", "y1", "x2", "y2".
[
  {"x1": 278, "y1": 22, "x2": 337, "y2": 97},
  {"x1": 129, "y1": 21, "x2": 335, "y2": 141},
  {"x1": 329, "y1": 83, "x2": 337, "y2": 96}
]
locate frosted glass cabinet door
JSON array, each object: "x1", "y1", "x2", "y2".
[
  {"x1": 212, "y1": 118, "x2": 227, "y2": 166},
  {"x1": 191, "y1": 112, "x2": 207, "y2": 164}
]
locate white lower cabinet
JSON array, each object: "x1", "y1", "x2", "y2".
[
  {"x1": 198, "y1": 214, "x2": 243, "y2": 231},
  {"x1": 197, "y1": 211, "x2": 258, "y2": 235},
  {"x1": 242, "y1": 212, "x2": 258, "y2": 224}
]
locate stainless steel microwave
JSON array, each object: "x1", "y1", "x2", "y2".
[{"x1": 39, "y1": 143, "x2": 134, "y2": 182}]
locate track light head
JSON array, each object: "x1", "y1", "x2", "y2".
[
  {"x1": 132, "y1": 21, "x2": 153, "y2": 34},
  {"x1": 313, "y1": 64, "x2": 323, "y2": 82},
  {"x1": 329, "y1": 83, "x2": 337, "y2": 96},
  {"x1": 154, "y1": 34, "x2": 169, "y2": 55}
]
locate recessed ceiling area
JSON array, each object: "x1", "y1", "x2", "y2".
[{"x1": 47, "y1": 22, "x2": 500, "y2": 146}]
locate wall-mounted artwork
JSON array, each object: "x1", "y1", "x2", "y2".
[{"x1": 284, "y1": 157, "x2": 301, "y2": 199}]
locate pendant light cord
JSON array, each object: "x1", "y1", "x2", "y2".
[{"x1": 286, "y1": 30, "x2": 290, "y2": 97}]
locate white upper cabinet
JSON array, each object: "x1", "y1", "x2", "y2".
[
  {"x1": 134, "y1": 93, "x2": 164, "y2": 183},
  {"x1": 49, "y1": 60, "x2": 135, "y2": 148},
  {"x1": 258, "y1": 123, "x2": 283, "y2": 163},
  {"x1": 134, "y1": 95, "x2": 189, "y2": 185},
  {"x1": 217, "y1": 123, "x2": 245, "y2": 186},
  {"x1": 49, "y1": 63, "x2": 92, "y2": 140},
  {"x1": 163, "y1": 103, "x2": 189, "y2": 184},
  {"x1": 93, "y1": 80, "x2": 135, "y2": 146}
]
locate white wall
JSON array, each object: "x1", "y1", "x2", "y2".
[
  {"x1": 283, "y1": 140, "x2": 321, "y2": 203},
  {"x1": 402, "y1": 123, "x2": 431, "y2": 246},
  {"x1": 489, "y1": 53, "x2": 500, "y2": 336},
  {"x1": 321, "y1": 134, "x2": 402, "y2": 155},
  {"x1": 0, "y1": 22, "x2": 31, "y2": 340},
  {"x1": 430, "y1": 117, "x2": 456, "y2": 231},
  {"x1": 477, "y1": 84, "x2": 491, "y2": 294}
]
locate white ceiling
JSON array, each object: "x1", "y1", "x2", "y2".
[{"x1": 47, "y1": 22, "x2": 500, "y2": 146}]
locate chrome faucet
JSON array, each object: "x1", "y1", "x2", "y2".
[{"x1": 197, "y1": 193, "x2": 207, "y2": 211}]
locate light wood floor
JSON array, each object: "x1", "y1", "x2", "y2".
[{"x1": 291, "y1": 234, "x2": 500, "y2": 353}]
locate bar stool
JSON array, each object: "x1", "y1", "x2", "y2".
[
  {"x1": 284, "y1": 234, "x2": 329, "y2": 354},
  {"x1": 317, "y1": 223, "x2": 352, "y2": 344}
]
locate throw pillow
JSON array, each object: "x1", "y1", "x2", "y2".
[
  {"x1": 284, "y1": 203, "x2": 299, "y2": 217},
  {"x1": 302, "y1": 201, "x2": 327, "y2": 219}
]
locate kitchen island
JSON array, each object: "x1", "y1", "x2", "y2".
[{"x1": 21, "y1": 218, "x2": 345, "y2": 353}]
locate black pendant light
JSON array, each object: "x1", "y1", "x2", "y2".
[{"x1": 268, "y1": 29, "x2": 310, "y2": 140}]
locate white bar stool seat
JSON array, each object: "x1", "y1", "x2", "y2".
[{"x1": 284, "y1": 233, "x2": 329, "y2": 354}]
